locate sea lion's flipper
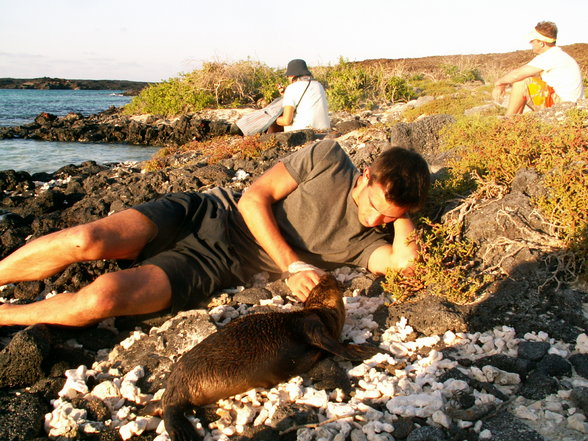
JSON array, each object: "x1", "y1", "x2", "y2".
[
  {"x1": 163, "y1": 404, "x2": 200, "y2": 441},
  {"x1": 139, "y1": 399, "x2": 162, "y2": 417},
  {"x1": 304, "y1": 317, "x2": 383, "y2": 361},
  {"x1": 334, "y1": 343, "x2": 384, "y2": 361}
]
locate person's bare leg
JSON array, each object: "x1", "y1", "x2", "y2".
[
  {"x1": 0, "y1": 264, "x2": 171, "y2": 327},
  {"x1": 0, "y1": 209, "x2": 156, "y2": 286},
  {"x1": 505, "y1": 80, "x2": 529, "y2": 115}
]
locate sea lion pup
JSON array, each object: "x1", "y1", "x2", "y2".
[{"x1": 161, "y1": 274, "x2": 382, "y2": 441}]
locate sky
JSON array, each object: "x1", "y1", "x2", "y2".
[{"x1": 1, "y1": 0, "x2": 586, "y2": 83}]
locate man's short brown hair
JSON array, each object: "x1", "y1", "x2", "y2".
[
  {"x1": 368, "y1": 146, "x2": 430, "y2": 211},
  {"x1": 535, "y1": 21, "x2": 558, "y2": 43}
]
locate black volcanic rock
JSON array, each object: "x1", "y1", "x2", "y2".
[
  {"x1": 0, "y1": 109, "x2": 235, "y2": 147},
  {"x1": 0, "y1": 325, "x2": 52, "y2": 388},
  {"x1": 0, "y1": 390, "x2": 50, "y2": 441}
]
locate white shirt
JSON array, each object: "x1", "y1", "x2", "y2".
[
  {"x1": 529, "y1": 47, "x2": 584, "y2": 102},
  {"x1": 283, "y1": 79, "x2": 330, "y2": 132}
]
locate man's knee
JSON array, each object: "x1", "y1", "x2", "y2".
[
  {"x1": 66, "y1": 223, "x2": 111, "y2": 260},
  {"x1": 76, "y1": 274, "x2": 127, "y2": 318},
  {"x1": 511, "y1": 80, "x2": 528, "y2": 95},
  {"x1": 79, "y1": 266, "x2": 172, "y2": 319},
  {"x1": 67, "y1": 209, "x2": 155, "y2": 261}
]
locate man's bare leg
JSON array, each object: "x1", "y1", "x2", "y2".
[
  {"x1": 505, "y1": 80, "x2": 529, "y2": 115},
  {"x1": 0, "y1": 209, "x2": 156, "y2": 286},
  {"x1": 0, "y1": 264, "x2": 172, "y2": 327}
]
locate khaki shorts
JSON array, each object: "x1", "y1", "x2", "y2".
[{"x1": 524, "y1": 77, "x2": 561, "y2": 110}]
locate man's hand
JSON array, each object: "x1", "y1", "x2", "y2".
[
  {"x1": 492, "y1": 84, "x2": 506, "y2": 103},
  {"x1": 284, "y1": 261, "x2": 325, "y2": 301},
  {"x1": 492, "y1": 64, "x2": 543, "y2": 104},
  {"x1": 286, "y1": 269, "x2": 325, "y2": 301}
]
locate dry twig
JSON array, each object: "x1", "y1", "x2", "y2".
[{"x1": 279, "y1": 413, "x2": 359, "y2": 435}]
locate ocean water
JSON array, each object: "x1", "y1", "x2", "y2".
[{"x1": 0, "y1": 89, "x2": 160, "y2": 173}]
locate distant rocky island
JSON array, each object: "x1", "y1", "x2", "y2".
[{"x1": 0, "y1": 77, "x2": 150, "y2": 95}]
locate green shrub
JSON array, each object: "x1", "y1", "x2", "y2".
[
  {"x1": 314, "y1": 58, "x2": 418, "y2": 111},
  {"x1": 124, "y1": 78, "x2": 215, "y2": 115},
  {"x1": 315, "y1": 58, "x2": 370, "y2": 111},
  {"x1": 383, "y1": 109, "x2": 588, "y2": 303},
  {"x1": 440, "y1": 110, "x2": 588, "y2": 276},
  {"x1": 125, "y1": 60, "x2": 284, "y2": 116},
  {"x1": 441, "y1": 64, "x2": 483, "y2": 83},
  {"x1": 384, "y1": 76, "x2": 415, "y2": 103}
]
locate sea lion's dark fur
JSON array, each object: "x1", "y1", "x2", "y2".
[{"x1": 161, "y1": 275, "x2": 381, "y2": 441}]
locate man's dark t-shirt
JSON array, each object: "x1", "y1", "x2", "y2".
[{"x1": 211, "y1": 139, "x2": 391, "y2": 277}]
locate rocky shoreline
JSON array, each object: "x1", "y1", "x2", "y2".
[
  {"x1": 0, "y1": 107, "x2": 242, "y2": 147},
  {"x1": 0, "y1": 77, "x2": 149, "y2": 94},
  {"x1": 0, "y1": 100, "x2": 587, "y2": 441}
]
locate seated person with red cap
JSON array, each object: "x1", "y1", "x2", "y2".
[
  {"x1": 492, "y1": 21, "x2": 584, "y2": 115},
  {"x1": 273, "y1": 59, "x2": 330, "y2": 132}
]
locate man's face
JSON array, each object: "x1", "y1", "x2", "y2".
[
  {"x1": 530, "y1": 39, "x2": 544, "y2": 54},
  {"x1": 356, "y1": 180, "x2": 408, "y2": 227}
]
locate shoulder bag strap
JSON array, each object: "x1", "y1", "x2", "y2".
[{"x1": 295, "y1": 80, "x2": 312, "y2": 110}]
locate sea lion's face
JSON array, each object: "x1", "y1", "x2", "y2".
[
  {"x1": 304, "y1": 275, "x2": 342, "y2": 308},
  {"x1": 355, "y1": 177, "x2": 408, "y2": 228}
]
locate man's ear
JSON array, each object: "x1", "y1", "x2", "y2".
[{"x1": 364, "y1": 167, "x2": 371, "y2": 181}]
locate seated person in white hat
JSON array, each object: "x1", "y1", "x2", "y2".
[
  {"x1": 492, "y1": 21, "x2": 584, "y2": 115},
  {"x1": 274, "y1": 59, "x2": 330, "y2": 132}
]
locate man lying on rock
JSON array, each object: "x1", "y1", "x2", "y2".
[{"x1": 0, "y1": 139, "x2": 430, "y2": 327}]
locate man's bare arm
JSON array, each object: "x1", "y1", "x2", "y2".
[
  {"x1": 276, "y1": 105, "x2": 294, "y2": 127},
  {"x1": 238, "y1": 162, "x2": 299, "y2": 270},
  {"x1": 367, "y1": 216, "x2": 418, "y2": 275},
  {"x1": 495, "y1": 64, "x2": 543, "y2": 87},
  {"x1": 492, "y1": 64, "x2": 544, "y2": 101},
  {"x1": 237, "y1": 162, "x2": 323, "y2": 299}
]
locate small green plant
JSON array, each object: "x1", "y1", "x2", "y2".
[
  {"x1": 384, "y1": 76, "x2": 415, "y2": 103},
  {"x1": 382, "y1": 218, "x2": 490, "y2": 304}
]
